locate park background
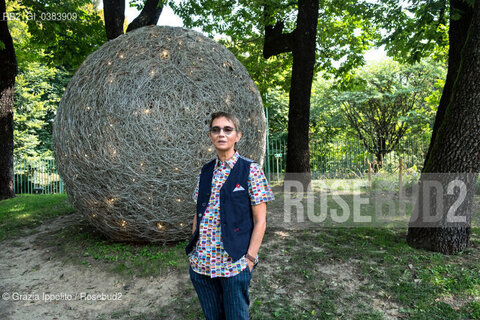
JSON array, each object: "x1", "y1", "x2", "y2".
[
  {"x1": 9, "y1": 0, "x2": 441, "y2": 191},
  {"x1": 1, "y1": 0, "x2": 480, "y2": 319}
]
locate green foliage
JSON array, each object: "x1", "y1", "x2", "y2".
[
  {"x1": 265, "y1": 87, "x2": 289, "y2": 140},
  {"x1": 370, "y1": 169, "x2": 421, "y2": 193},
  {"x1": 338, "y1": 59, "x2": 445, "y2": 160},
  {"x1": 373, "y1": 0, "x2": 451, "y2": 63},
  {"x1": 11, "y1": 0, "x2": 106, "y2": 69},
  {"x1": 302, "y1": 59, "x2": 443, "y2": 149},
  {"x1": 7, "y1": 0, "x2": 87, "y2": 159},
  {"x1": 267, "y1": 72, "x2": 361, "y2": 144},
  {"x1": 14, "y1": 62, "x2": 71, "y2": 159},
  {"x1": 170, "y1": 0, "x2": 379, "y2": 94},
  {"x1": 267, "y1": 60, "x2": 442, "y2": 174},
  {"x1": 473, "y1": 175, "x2": 480, "y2": 195},
  {"x1": 171, "y1": 0, "x2": 294, "y2": 93},
  {"x1": 7, "y1": 0, "x2": 40, "y2": 65},
  {"x1": 266, "y1": 59, "x2": 437, "y2": 176},
  {"x1": 310, "y1": 74, "x2": 353, "y2": 143}
]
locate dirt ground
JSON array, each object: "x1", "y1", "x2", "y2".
[
  {"x1": 1, "y1": 191, "x2": 477, "y2": 319},
  {"x1": 0, "y1": 212, "x2": 401, "y2": 320},
  {"x1": 0, "y1": 214, "x2": 187, "y2": 320}
]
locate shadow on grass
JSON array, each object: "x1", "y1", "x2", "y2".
[
  {"x1": 0, "y1": 194, "x2": 74, "y2": 241},
  {"x1": 2, "y1": 191, "x2": 480, "y2": 319}
]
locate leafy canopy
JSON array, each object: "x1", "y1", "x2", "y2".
[
  {"x1": 171, "y1": 0, "x2": 380, "y2": 92},
  {"x1": 338, "y1": 59, "x2": 446, "y2": 157}
]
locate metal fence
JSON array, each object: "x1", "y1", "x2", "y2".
[
  {"x1": 264, "y1": 137, "x2": 428, "y2": 183},
  {"x1": 14, "y1": 158, "x2": 65, "y2": 194},
  {"x1": 14, "y1": 137, "x2": 428, "y2": 194}
]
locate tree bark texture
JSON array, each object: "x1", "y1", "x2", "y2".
[
  {"x1": 104, "y1": 0, "x2": 164, "y2": 40},
  {"x1": 285, "y1": 0, "x2": 318, "y2": 180},
  {"x1": 263, "y1": 0, "x2": 318, "y2": 184},
  {"x1": 103, "y1": 0, "x2": 125, "y2": 40},
  {"x1": 0, "y1": 0, "x2": 17, "y2": 200},
  {"x1": 126, "y1": 0, "x2": 164, "y2": 33},
  {"x1": 407, "y1": 0, "x2": 480, "y2": 254},
  {"x1": 422, "y1": 0, "x2": 473, "y2": 168}
]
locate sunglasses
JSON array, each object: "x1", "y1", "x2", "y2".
[{"x1": 210, "y1": 126, "x2": 236, "y2": 135}]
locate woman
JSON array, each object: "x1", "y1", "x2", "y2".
[{"x1": 185, "y1": 111, "x2": 274, "y2": 319}]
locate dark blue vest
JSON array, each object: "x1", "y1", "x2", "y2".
[{"x1": 185, "y1": 155, "x2": 254, "y2": 261}]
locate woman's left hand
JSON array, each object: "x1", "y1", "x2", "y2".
[{"x1": 247, "y1": 259, "x2": 254, "y2": 272}]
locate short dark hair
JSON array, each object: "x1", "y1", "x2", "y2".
[{"x1": 209, "y1": 111, "x2": 241, "y2": 133}]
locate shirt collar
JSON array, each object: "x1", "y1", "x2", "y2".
[{"x1": 215, "y1": 150, "x2": 239, "y2": 169}]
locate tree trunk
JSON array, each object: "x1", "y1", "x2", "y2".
[
  {"x1": 104, "y1": 0, "x2": 164, "y2": 41},
  {"x1": 263, "y1": 0, "x2": 318, "y2": 187},
  {"x1": 406, "y1": 0, "x2": 480, "y2": 254},
  {"x1": 0, "y1": 0, "x2": 17, "y2": 200},
  {"x1": 126, "y1": 0, "x2": 164, "y2": 33},
  {"x1": 103, "y1": 0, "x2": 125, "y2": 40},
  {"x1": 375, "y1": 152, "x2": 384, "y2": 170},
  {"x1": 285, "y1": 0, "x2": 318, "y2": 184},
  {"x1": 422, "y1": 0, "x2": 473, "y2": 169}
]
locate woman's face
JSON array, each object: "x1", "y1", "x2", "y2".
[{"x1": 209, "y1": 116, "x2": 241, "y2": 153}]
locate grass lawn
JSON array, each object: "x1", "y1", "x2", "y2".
[
  {"x1": 1, "y1": 186, "x2": 480, "y2": 319},
  {"x1": 0, "y1": 194, "x2": 74, "y2": 241}
]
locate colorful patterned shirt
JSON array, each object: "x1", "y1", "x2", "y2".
[{"x1": 189, "y1": 151, "x2": 275, "y2": 278}]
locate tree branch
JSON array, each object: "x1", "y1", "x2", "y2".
[
  {"x1": 127, "y1": 0, "x2": 164, "y2": 33},
  {"x1": 263, "y1": 20, "x2": 295, "y2": 59}
]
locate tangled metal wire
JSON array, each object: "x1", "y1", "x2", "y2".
[{"x1": 53, "y1": 26, "x2": 266, "y2": 243}]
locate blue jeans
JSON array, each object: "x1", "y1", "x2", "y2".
[{"x1": 189, "y1": 265, "x2": 252, "y2": 320}]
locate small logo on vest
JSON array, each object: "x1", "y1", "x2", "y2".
[{"x1": 233, "y1": 184, "x2": 245, "y2": 192}]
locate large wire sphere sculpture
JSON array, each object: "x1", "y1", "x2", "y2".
[{"x1": 53, "y1": 26, "x2": 266, "y2": 243}]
